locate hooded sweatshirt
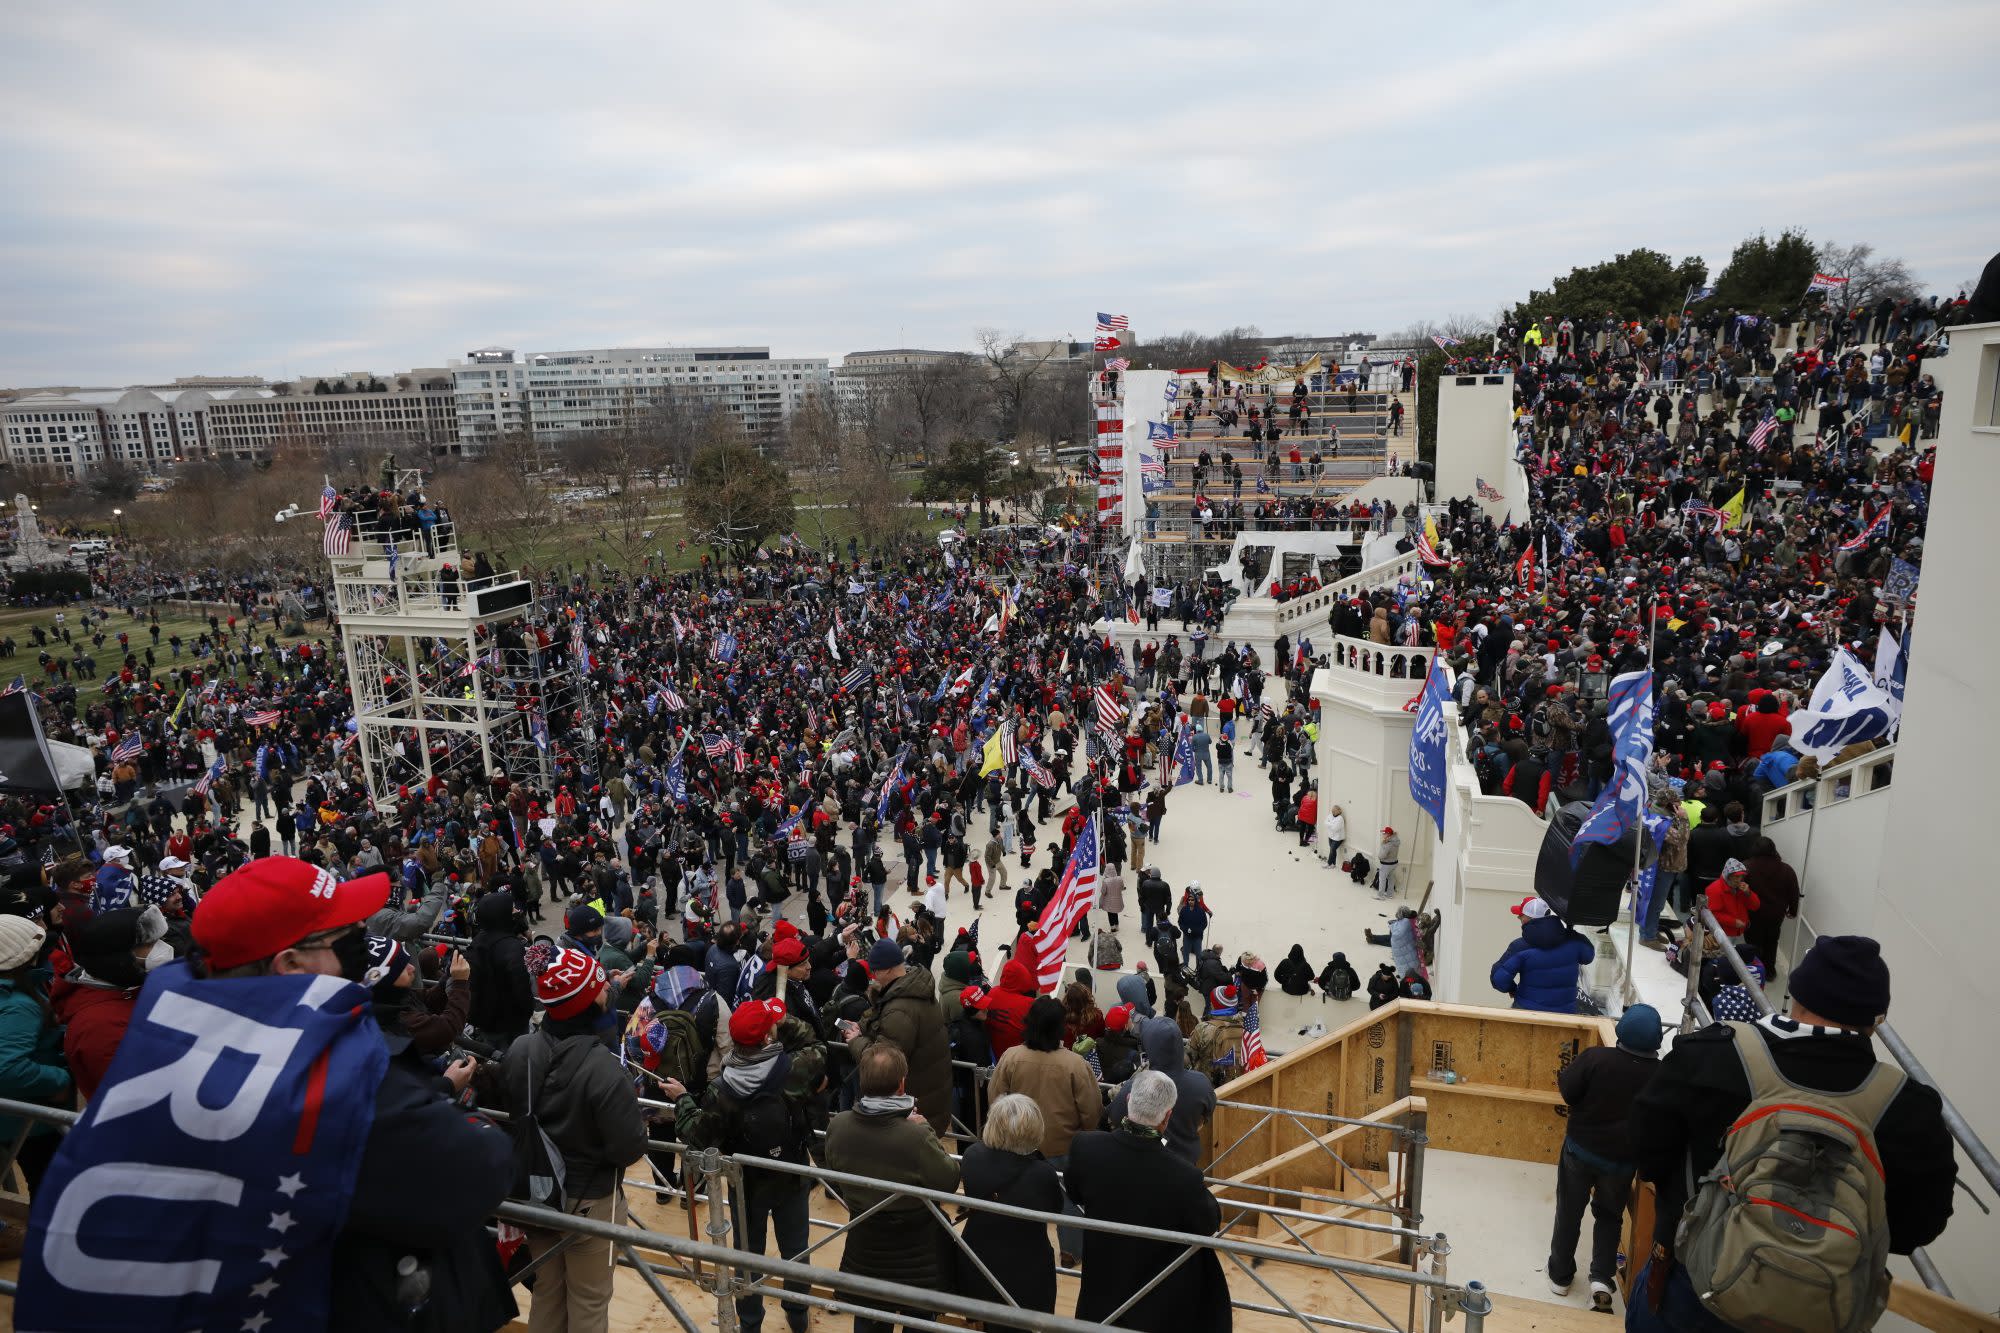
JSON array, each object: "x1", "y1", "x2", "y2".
[
  {"x1": 1115, "y1": 971, "x2": 1157, "y2": 1019},
  {"x1": 983, "y1": 957, "x2": 1038, "y2": 1058},
  {"x1": 1107, "y1": 1016, "x2": 1215, "y2": 1163}
]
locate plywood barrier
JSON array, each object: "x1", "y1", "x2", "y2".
[{"x1": 1203, "y1": 999, "x2": 1616, "y2": 1220}]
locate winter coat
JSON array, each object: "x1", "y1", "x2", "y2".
[
  {"x1": 1390, "y1": 916, "x2": 1421, "y2": 978},
  {"x1": 981, "y1": 957, "x2": 1039, "y2": 1059},
  {"x1": 1106, "y1": 1016, "x2": 1214, "y2": 1164},
  {"x1": 1367, "y1": 967, "x2": 1401, "y2": 1009},
  {"x1": 1067, "y1": 1127, "x2": 1232, "y2": 1332},
  {"x1": 0, "y1": 976, "x2": 69, "y2": 1142},
  {"x1": 989, "y1": 1043, "x2": 1104, "y2": 1159},
  {"x1": 1317, "y1": 954, "x2": 1362, "y2": 999},
  {"x1": 850, "y1": 965, "x2": 954, "y2": 1130},
  {"x1": 1097, "y1": 869, "x2": 1126, "y2": 915},
  {"x1": 1274, "y1": 946, "x2": 1314, "y2": 997},
  {"x1": 1704, "y1": 878, "x2": 1760, "y2": 937},
  {"x1": 51, "y1": 974, "x2": 138, "y2": 1102},
  {"x1": 1633, "y1": 1017, "x2": 1955, "y2": 1253},
  {"x1": 824, "y1": 1098, "x2": 962, "y2": 1289},
  {"x1": 1557, "y1": 1042, "x2": 1659, "y2": 1167},
  {"x1": 498, "y1": 1023, "x2": 649, "y2": 1199},
  {"x1": 332, "y1": 1035, "x2": 519, "y2": 1333},
  {"x1": 957, "y1": 1143, "x2": 1064, "y2": 1314},
  {"x1": 1489, "y1": 915, "x2": 1596, "y2": 1013}
]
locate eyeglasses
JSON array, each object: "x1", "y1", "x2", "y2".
[{"x1": 287, "y1": 924, "x2": 359, "y2": 954}]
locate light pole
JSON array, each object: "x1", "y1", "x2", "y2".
[{"x1": 112, "y1": 507, "x2": 124, "y2": 540}]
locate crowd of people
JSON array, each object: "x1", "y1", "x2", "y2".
[{"x1": 0, "y1": 269, "x2": 1989, "y2": 1331}]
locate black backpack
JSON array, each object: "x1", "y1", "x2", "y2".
[
  {"x1": 715, "y1": 1056, "x2": 807, "y2": 1165},
  {"x1": 509, "y1": 1034, "x2": 570, "y2": 1209}
]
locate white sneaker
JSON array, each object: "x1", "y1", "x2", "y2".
[
  {"x1": 1590, "y1": 1281, "x2": 1614, "y2": 1312},
  {"x1": 1548, "y1": 1277, "x2": 1572, "y2": 1297}
]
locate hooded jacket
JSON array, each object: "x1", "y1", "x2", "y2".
[
  {"x1": 1489, "y1": 915, "x2": 1596, "y2": 1013},
  {"x1": 465, "y1": 893, "x2": 534, "y2": 1041},
  {"x1": 824, "y1": 1097, "x2": 962, "y2": 1288},
  {"x1": 1107, "y1": 1016, "x2": 1215, "y2": 1163},
  {"x1": 1115, "y1": 971, "x2": 1157, "y2": 1019},
  {"x1": 498, "y1": 1022, "x2": 648, "y2": 1200},
  {"x1": 51, "y1": 975, "x2": 136, "y2": 1102},
  {"x1": 849, "y1": 965, "x2": 954, "y2": 1130},
  {"x1": 982, "y1": 957, "x2": 1039, "y2": 1058},
  {"x1": 1274, "y1": 945, "x2": 1313, "y2": 996}
]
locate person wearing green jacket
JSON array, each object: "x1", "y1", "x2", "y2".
[{"x1": 0, "y1": 916, "x2": 72, "y2": 1198}]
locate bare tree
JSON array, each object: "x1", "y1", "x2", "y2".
[
  {"x1": 975, "y1": 329, "x2": 1057, "y2": 444},
  {"x1": 1814, "y1": 241, "x2": 1920, "y2": 309},
  {"x1": 783, "y1": 391, "x2": 847, "y2": 548},
  {"x1": 881, "y1": 354, "x2": 983, "y2": 461},
  {"x1": 1125, "y1": 325, "x2": 1266, "y2": 371}
]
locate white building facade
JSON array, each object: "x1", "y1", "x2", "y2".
[{"x1": 449, "y1": 345, "x2": 831, "y2": 453}]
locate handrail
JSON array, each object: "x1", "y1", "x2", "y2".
[
  {"x1": 0, "y1": 1094, "x2": 1479, "y2": 1333},
  {"x1": 1759, "y1": 741, "x2": 1898, "y2": 825},
  {"x1": 1273, "y1": 549, "x2": 1422, "y2": 632}
]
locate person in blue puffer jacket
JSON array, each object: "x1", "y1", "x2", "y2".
[{"x1": 1490, "y1": 898, "x2": 1596, "y2": 1013}]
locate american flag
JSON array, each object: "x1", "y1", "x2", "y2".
[
  {"x1": 1020, "y1": 751, "x2": 1057, "y2": 789},
  {"x1": 1474, "y1": 477, "x2": 1503, "y2": 503},
  {"x1": 1682, "y1": 501, "x2": 1727, "y2": 535},
  {"x1": 191, "y1": 755, "x2": 226, "y2": 796},
  {"x1": 1431, "y1": 334, "x2": 1462, "y2": 350},
  {"x1": 732, "y1": 739, "x2": 748, "y2": 773},
  {"x1": 111, "y1": 735, "x2": 144, "y2": 763},
  {"x1": 571, "y1": 617, "x2": 593, "y2": 672},
  {"x1": 1241, "y1": 998, "x2": 1267, "y2": 1070},
  {"x1": 322, "y1": 514, "x2": 351, "y2": 557},
  {"x1": 245, "y1": 709, "x2": 282, "y2": 727},
  {"x1": 1839, "y1": 507, "x2": 1891, "y2": 552},
  {"x1": 1025, "y1": 815, "x2": 1101, "y2": 992},
  {"x1": 1413, "y1": 532, "x2": 1448, "y2": 567},
  {"x1": 658, "y1": 684, "x2": 686, "y2": 712},
  {"x1": 703, "y1": 733, "x2": 732, "y2": 759},
  {"x1": 1095, "y1": 312, "x2": 1130, "y2": 332},
  {"x1": 1747, "y1": 416, "x2": 1779, "y2": 451},
  {"x1": 1805, "y1": 272, "x2": 1850, "y2": 294},
  {"x1": 318, "y1": 485, "x2": 337, "y2": 520},
  {"x1": 1094, "y1": 682, "x2": 1126, "y2": 736},
  {"x1": 1000, "y1": 721, "x2": 1019, "y2": 767},
  {"x1": 1104, "y1": 357, "x2": 1130, "y2": 372},
  {"x1": 876, "y1": 747, "x2": 907, "y2": 819}
]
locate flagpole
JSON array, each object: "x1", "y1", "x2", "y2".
[{"x1": 1621, "y1": 597, "x2": 1659, "y2": 1004}]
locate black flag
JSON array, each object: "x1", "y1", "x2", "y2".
[{"x1": 0, "y1": 691, "x2": 67, "y2": 794}]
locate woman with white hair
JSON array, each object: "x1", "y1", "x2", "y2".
[{"x1": 956, "y1": 1093, "x2": 1064, "y2": 1318}]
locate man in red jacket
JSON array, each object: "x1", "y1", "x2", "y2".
[
  {"x1": 1702, "y1": 859, "x2": 1759, "y2": 940},
  {"x1": 49, "y1": 905, "x2": 174, "y2": 1100}
]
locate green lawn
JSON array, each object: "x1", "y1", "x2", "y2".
[{"x1": 0, "y1": 601, "x2": 326, "y2": 679}]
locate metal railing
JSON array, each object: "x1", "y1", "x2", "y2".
[
  {"x1": 1678, "y1": 905, "x2": 1986, "y2": 1300},
  {"x1": 0, "y1": 1094, "x2": 1486, "y2": 1333}
]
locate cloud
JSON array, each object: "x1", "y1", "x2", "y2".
[{"x1": 0, "y1": 0, "x2": 1993, "y2": 384}]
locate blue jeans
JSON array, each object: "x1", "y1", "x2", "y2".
[{"x1": 1625, "y1": 1257, "x2": 1734, "y2": 1333}]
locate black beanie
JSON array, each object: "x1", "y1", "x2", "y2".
[{"x1": 1788, "y1": 935, "x2": 1890, "y2": 1028}]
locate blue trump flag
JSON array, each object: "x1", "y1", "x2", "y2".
[
  {"x1": 1172, "y1": 721, "x2": 1196, "y2": 786},
  {"x1": 19, "y1": 962, "x2": 387, "y2": 1332},
  {"x1": 1630, "y1": 809, "x2": 1675, "y2": 930},
  {"x1": 1407, "y1": 659, "x2": 1450, "y2": 835},
  {"x1": 1570, "y1": 669, "x2": 1656, "y2": 866},
  {"x1": 666, "y1": 749, "x2": 688, "y2": 804}
]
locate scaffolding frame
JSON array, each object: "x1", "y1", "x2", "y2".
[{"x1": 328, "y1": 470, "x2": 588, "y2": 803}]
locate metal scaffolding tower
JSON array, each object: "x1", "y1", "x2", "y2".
[{"x1": 329, "y1": 471, "x2": 589, "y2": 805}]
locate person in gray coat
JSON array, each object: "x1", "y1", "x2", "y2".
[{"x1": 1106, "y1": 1015, "x2": 1214, "y2": 1164}]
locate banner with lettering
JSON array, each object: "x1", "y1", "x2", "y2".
[
  {"x1": 1216, "y1": 353, "x2": 1323, "y2": 386},
  {"x1": 18, "y1": 962, "x2": 387, "y2": 1331}
]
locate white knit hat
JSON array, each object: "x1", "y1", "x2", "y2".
[{"x1": 0, "y1": 916, "x2": 46, "y2": 970}]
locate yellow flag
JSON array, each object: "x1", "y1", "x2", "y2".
[
  {"x1": 1719, "y1": 488, "x2": 1745, "y2": 530},
  {"x1": 979, "y1": 727, "x2": 1005, "y2": 777},
  {"x1": 1423, "y1": 513, "x2": 1440, "y2": 548}
]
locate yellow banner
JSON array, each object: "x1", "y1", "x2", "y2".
[{"x1": 1216, "y1": 354, "x2": 1323, "y2": 386}]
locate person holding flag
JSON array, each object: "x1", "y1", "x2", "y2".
[{"x1": 17, "y1": 857, "x2": 518, "y2": 1331}]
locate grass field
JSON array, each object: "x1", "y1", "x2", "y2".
[{"x1": 0, "y1": 601, "x2": 328, "y2": 685}]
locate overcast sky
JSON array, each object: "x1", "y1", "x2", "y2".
[{"x1": 3, "y1": 1, "x2": 1994, "y2": 386}]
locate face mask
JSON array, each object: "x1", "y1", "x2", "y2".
[
  {"x1": 141, "y1": 941, "x2": 174, "y2": 972},
  {"x1": 330, "y1": 929, "x2": 373, "y2": 984}
]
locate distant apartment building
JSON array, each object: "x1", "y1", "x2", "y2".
[
  {"x1": 449, "y1": 345, "x2": 832, "y2": 452},
  {"x1": 1, "y1": 369, "x2": 458, "y2": 477}
]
